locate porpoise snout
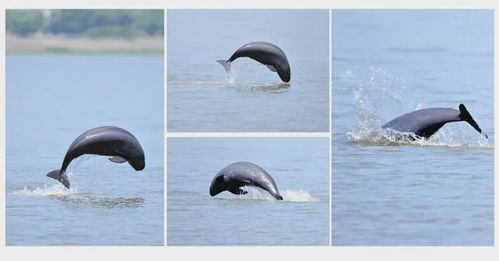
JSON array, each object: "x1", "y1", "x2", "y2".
[{"x1": 277, "y1": 69, "x2": 291, "y2": 83}]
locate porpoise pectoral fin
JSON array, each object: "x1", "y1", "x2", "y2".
[
  {"x1": 109, "y1": 156, "x2": 127, "y2": 163},
  {"x1": 266, "y1": 64, "x2": 277, "y2": 72},
  {"x1": 228, "y1": 187, "x2": 248, "y2": 195}
]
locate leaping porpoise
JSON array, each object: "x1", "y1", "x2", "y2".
[
  {"x1": 216, "y1": 41, "x2": 291, "y2": 82},
  {"x1": 46, "y1": 126, "x2": 145, "y2": 189},
  {"x1": 382, "y1": 104, "x2": 487, "y2": 139},
  {"x1": 209, "y1": 162, "x2": 283, "y2": 200}
]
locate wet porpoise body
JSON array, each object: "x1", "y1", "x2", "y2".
[
  {"x1": 217, "y1": 41, "x2": 291, "y2": 82},
  {"x1": 46, "y1": 126, "x2": 145, "y2": 189},
  {"x1": 382, "y1": 104, "x2": 487, "y2": 139},
  {"x1": 209, "y1": 162, "x2": 283, "y2": 200}
]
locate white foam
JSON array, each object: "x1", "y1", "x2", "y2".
[
  {"x1": 280, "y1": 190, "x2": 320, "y2": 202},
  {"x1": 10, "y1": 184, "x2": 79, "y2": 197},
  {"x1": 233, "y1": 187, "x2": 320, "y2": 202},
  {"x1": 172, "y1": 80, "x2": 229, "y2": 86}
]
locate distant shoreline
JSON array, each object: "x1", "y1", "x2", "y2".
[{"x1": 6, "y1": 34, "x2": 164, "y2": 54}]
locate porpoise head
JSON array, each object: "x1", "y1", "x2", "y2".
[
  {"x1": 274, "y1": 194, "x2": 283, "y2": 200},
  {"x1": 128, "y1": 154, "x2": 145, "y2": 171},
  {"x1": 276, "y1": 63, "x2": 291, "y2": 83},
  {"x1": 209, "y1": 175, "x2": 226, "y2": 196},
  {"x1": 119, "y1": 141, "x2": 145, "y2": 171}
]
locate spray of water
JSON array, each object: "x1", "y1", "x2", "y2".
[
  {"x1": 10, "y1": 182, "x2": 144, "y2": 209},
  {"x1": 224, "y1": 65, "x2": 237, "y2": 84},
  {"x1": 10, "y1": 183, "x2": 79, "y2": 197},
  {"x1": 10, "y1": 157, "x2": 145, "y2": 208},
  {"x1": 224, "y1": 187, "x2": 320, "y2": 202}
]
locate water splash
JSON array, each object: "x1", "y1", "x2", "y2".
[
  {"x1": 347, "y1": 128, "x2": 491, "y2": 149},
  {"x1": 10, "y1": 182, "x2": 144, "y2": 208},
  {"x1": 172, "y1": 74, "x2": 288, "y2": 93},
  {"x1": 340, "y1": 68, "x2": 421, "y2": 134},
  {"x1": 224, "y1": 66, "x2": 237, "y2": 84},
  {"x1": 280, "y1": 190, "x2": 320, "y2": 202},
  {"x1": 223, "y1": 187, "x2": 320, "y2": 202},
  {"x1": 73, "y1": 155, "x2": 93, "y2": 167},
  {"x1": 222, "y1": 71, "x2": 289, "y2": 93},
  {"x1": 339, "y1": 68, "x2": 491, "y2": 148},
  {"x1": 10, "y1": 184, "x2": 79, "y2": 197},
  {"x1": 172, "y1": 61, "x2": 287, "y2": 93},
  {"x1": 170, "y1": 80, "x2": 229, "y2": 86}
]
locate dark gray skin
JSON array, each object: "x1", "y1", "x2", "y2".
[
  {"x1": 382, "y1": 104, "x2": 487, "y2": 139},
  {"x1": 209, "y1": 162, "x2": 283, "y2": 200},
  {"x1": 46, "y1": 126, "x2": 145, "y2": 189},
  {"x1": 217, "y1": 41, "x2": 291, "y2": 82}
]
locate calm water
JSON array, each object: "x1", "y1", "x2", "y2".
[
  {"x1": 6, "y1": 55, "x2": 164, "y2": 245},
  {"x1": 167, "y1": 138, "x2": 329, "y2": 245},
  {"x1": 332, "y1": 10, "x2": 494, "y2": 245},
  {"x1": 167, "y1": 10, "x2": 329, "y2": 132}
]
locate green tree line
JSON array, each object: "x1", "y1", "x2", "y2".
[{"x1": 6, "y1": 10, "x2": 164, "y2": 38}]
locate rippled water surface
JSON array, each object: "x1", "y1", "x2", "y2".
[
  {"x1": 167, "y1": 10, "x2": 329, "y2": 132},
  {"x1": 332, "y1": 10, "x2": 493, "y2": 245},
  {"x1": 167, "y1": 138, "x2": 329, "y2": 245},
  {"x1": 6, "y1": 55, "x2": 164, "y2": 245}
]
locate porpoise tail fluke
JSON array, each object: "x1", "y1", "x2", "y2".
[
  {"x1": 459, "y1": 104, "x2": 488, "y2": 138},
  {"x1": 216, "y1": 59, "x2": 231, "y2": 73},
  {"x1": 47, "y1": 170, "x2": 70, "y2": 189}
]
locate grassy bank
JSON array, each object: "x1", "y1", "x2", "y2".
[{"x1": 6, "y1": 34, "x2": 164, "y2": 55}]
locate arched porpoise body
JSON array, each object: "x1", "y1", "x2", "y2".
[
  {"x1": 209, "y1": 162, "x2": 283, "y2": 200},
  {"x1": 46, "y1": 126, "x2": 145, "y2": 189},
  {"x1": 382, "y1": 104, "x2": 487, "y2": 139},
  {"x1": 216, "y1": 41, "x2": 291, "y2": 82}
]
